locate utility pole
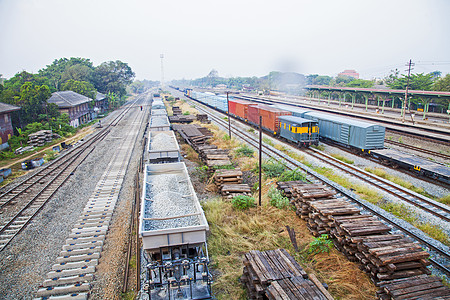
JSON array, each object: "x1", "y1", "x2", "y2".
[
  {"x1": 227, "y1": 92, "x2": 231, "y2": 138},
  {"x1": 160, "y1": 54, "x2": 165, "y2": 90},
  {"x1": 402, "y1": 59, "x2": 414, "y2": 123},
  {"x1": 258, "y1": 116, "x2": 262, "y2": 207}
]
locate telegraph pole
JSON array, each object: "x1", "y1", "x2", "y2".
[
  {"x1": 227, "y1": 92, "x2": 231, "y2": 138},
  {"x1": 402, "y1": 59, "x2": 414, "y2": 123}
]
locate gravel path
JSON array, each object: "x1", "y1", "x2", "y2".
[{"x1": 0, "y1": 96, "x2": 149, "y2": 300}]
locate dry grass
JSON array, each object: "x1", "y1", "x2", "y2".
[
  {"x1": 180, "y1": 144, "x2": 201, "y2": 164},
  {"x1": 202, "y1": 196, "x2": 376, "y2": 300}
]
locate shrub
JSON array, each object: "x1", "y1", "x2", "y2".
[
  {"x1": 235, "y1": 144, "x2": 254, "y2": 157},
  {"x1": 231, "y1": 195, "x2": 256, "y2": 210},
  {"x1": 259, "y1": 159, "x2": 285, "y2": 178},
  {"x1": 193, "y1": 165, "x2": 209, "y2": 181},
  {"x1": 278, "y1": 168, "x2": 306, "y2": 182},
  {"x1": 247, "y1": 128, "x2": 255, "y2": 133},
  {"x1": 307, "y1": 234, "x2": 333, "y2": 255},
  {"x1": 222, "y1": 134, "x2": 231, "y2": 141},
  {"x1": 267, "y1": 187, "x2": 291, "y2": 209},
  {"x1": 183, "y1": 111, "x2": 190, "y2": 115}
]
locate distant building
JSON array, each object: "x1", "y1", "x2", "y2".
[
  {"x1": 215, "y1": 84, "x2": 227, "y2": 90},
  {"x1": 338, "y1": 70, "x2": 359, "y2": 79},
  {"x1": 0, "y1": 102, "x2": 20, "y2": 150},
  {"x1": 47, "y1": 91, "x2": 92, "y2": 127}
]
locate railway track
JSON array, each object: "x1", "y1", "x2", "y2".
[
  {"x1": 182, "y1": 92, "x2": 450, "y2": 277},
  {"x1": 304, "y1": 147, "x2": 450, "y2": 222},
  {"x1": 384, "y1": 139, "x2": 450, "y2": 160},
  {"x1": 0, "y1": 97, "x2": 139, "y2": 253},
  {"x1": 34, "y1": 94, "x2": 148, "y2": 299},
  {"x1": 236, "y1": 94, "x2": 450, "y2": 147}
]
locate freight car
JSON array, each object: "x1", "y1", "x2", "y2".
[
  {"x1": 148, "y1": 131, "x2": 180, "y2": 163},
  {"x1": 303, "y1": 111, "x2": 385, "y2": 151},
  {"x1": 139, "y1": 162, "x2": 212, "y2": 299},
  {"x1": 149, "y1": 116, "x2": 171, "y2": 132}
]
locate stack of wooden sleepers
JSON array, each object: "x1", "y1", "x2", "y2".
[
  {"x1": 242, "y1": 249, "x2": 333, "y2": 300},
  {"x1": 278, "y1": 182, "x2": 443, "y2": 290},
  {"x1": 376, "y1": 275, "x2": 450, "y2": 299},
  {"x1": 172, "y1": 124, "x2": 211, "y2": 149},
  {"x1": 172, "y1": 106, "x2": 182, "y2": 115},
  {"x1": 197, "y1": 113, "x2": 210, "y2": 124},
  {"x1": 213, "y1": 168, "x2": 243, "y2": 189},
  {"x1": 168, "y1": 106, "x2": 196, "y2": 123}
]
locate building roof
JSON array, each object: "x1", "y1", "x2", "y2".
[
  {"x1": 0, "y1": 102, "x2": 20, "y2": 114},
  {"x1": 96, "y1": 92, "x2": 106, "y2": 101},
  {"x1": 47, "y1": 91, "x2": 92, "y2": 108},
  {"x1": 306, "y1": 85, "x2": 450, "y2": 98}
]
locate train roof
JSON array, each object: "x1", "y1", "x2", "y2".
[
  {"x1": 304, "y1": 111, "x2": 382, "y2": 129},
  {"x1": 273, "y1": 104, "x2": 312, "y2": 115},
  {"x1": 278, "y1": 115, "x2": 317, "y2": 125},
  {"x1": 228, "y1": 98, "x2": 255, "y2": 104},
  {"x1": 253, "y1": 104, "x2": 289, "y2": 113}
]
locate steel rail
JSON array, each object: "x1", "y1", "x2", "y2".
[
  {"x1": 304, "y1": 147, "x2": 450, "y2": 222},
  {"x1": 384, "y1": 139, "x2": 450, "y2": 160}
]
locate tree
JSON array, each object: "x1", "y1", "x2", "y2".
[
  {"x1": 92, "y1": 60, "x2": 135, "y2": 97},
  {"x1": 386, "y1": 73, "x2": 434, "y2": 91},
  {"x1": 61, "y1": 79, "x2": 96, "y2": 100},
  {"x1": 433, "y1": 74, "x2": 450, "y2": 115},
  {"x1": 39, "y1": 57, "x2": 94, "y2": 90},
  {"x1": 335, "y1": 75, "x2": 354, "y2": 86},
  {"x1": 346, "y1": 79, "x2": 374, "y2": 88},
  {"x1": 433, "y1": 74, "x2": 450, "y2": 92}
]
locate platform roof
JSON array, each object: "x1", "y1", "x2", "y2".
[{"x1": 306, "y1": 85, "x2": 450, "y2": 99}]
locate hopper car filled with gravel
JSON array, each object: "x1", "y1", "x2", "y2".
[
  {"x1": 149, "y1": 115, "x2": 171, "y2": 132},
  {"x1": 148, "y1": 131, "x2": 181, "y2": 164},
  {"x1": 139, "y1": 162, "x2": 212, "y2": 299}
]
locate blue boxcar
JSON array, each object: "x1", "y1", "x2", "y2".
[
  {"x1": 303, "y1": 111, "x2": 385, "y2": 150},
  {"x1": 278, "y1": 115, "x2": 319, "y2": 146}
]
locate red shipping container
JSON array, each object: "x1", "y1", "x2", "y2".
[
  {"x1": 228, "y1": 99, "x2": 255, "y2": 120},
  {"x1": 248, "y1": 104, "x2": 291, "y2": 134}
]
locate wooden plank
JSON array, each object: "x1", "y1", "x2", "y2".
[{"x1": 308, "y1": 273, "x2": 334, "y2": 300}]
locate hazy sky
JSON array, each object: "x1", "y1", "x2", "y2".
[{"x1": 1, "y1": 0, "x2": 449, "y2": 81}]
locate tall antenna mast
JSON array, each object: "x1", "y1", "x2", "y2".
[{"x1": 160, "y1": 54, "x2": 165, "y2": 90}]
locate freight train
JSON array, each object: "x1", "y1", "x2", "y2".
[
  {"x1": 177, "y1": 87, "x2": 449, "y2": 184},
  {"x1": 139, "y1": 95, "x2": 212, "y2": 300}
]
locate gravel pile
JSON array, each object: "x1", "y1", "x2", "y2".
[
  {"x1": 150, "y1": 132, "x2": 176, "y2": 150},
  {"x1": 150, "y1": 116, "x2": 169, "y2": 127},
  {"x1": 143, "y1": 173, "x2": 199, "y2": 230}
]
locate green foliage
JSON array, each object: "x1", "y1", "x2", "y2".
[
  {"x1": 222, "y1": 134, "x2": 231, "y2": 141},
  {"x1": 61, "y1": 79, "x2": 96, "y2": 100},
  {"x1": 307, "y1": 234, "x2": 333, "y2": 255},
  {"x1": 267, "y1": 187, "x2": 291, "y2": 209},
  {"x1": 231, "y1": 195, "x2": 256, "y2": 210},
  {"x1": 92, "y1": 60, "x2": 135, "y2": 97},
  {"x1": 183, "y1": 111, "x2": 190, "y2": 115},
  {"x1": 277, "y1": 168, "x2": 306, "y2": 182},
  {"x1": 193, "y1": 165, "x2": 209, "y2": 181},
  {"x1": 247, "y1": 128, "x2": 255, "y2": 133},
  {"x1": 386, "y1": 72, "x2": 435, "y2": 91},
  {"x1": 434, "y1": 74, "x2": 450, "y2": 92},
  {"x1": 235, "y1": 144, "x2": 254, "y2": 157},
  {"x1": 211, "y1": 164, "x2": 235, "y2": 170},
  {"x1": 346, "y1": 79, "x2": 374, "y2": 88},
  {"x1": 260, "y1": 159, "x2": 286, "y2": 178}
]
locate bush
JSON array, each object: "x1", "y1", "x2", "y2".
[
  {"x1": 235, "y1": 144, "x2": 254, "y2": 157},
  {"x1": 307, "y1": 234, "x2": 333, "y2": 255},
  {"x1": 193, "y1": 165, "x2": 209, "y2": 181},
  {"x1": 267, "y1": 187, "x2": 291, "y2": 209},
  {"x1": 231, "y1": 195, "x2": 256, "y2": 210},
  {"x1": 278, "y1": 168, "x2": 306, "y2": 182},
  {"x1": 183, "y1": 111, "x2": 190, "y2": 115},
  {"x1": 222, "y1": 134, "x2": 231, "y2": 141},
  {"x1": 260, "y1": 159, "x2": 285, "y2": 178}
]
